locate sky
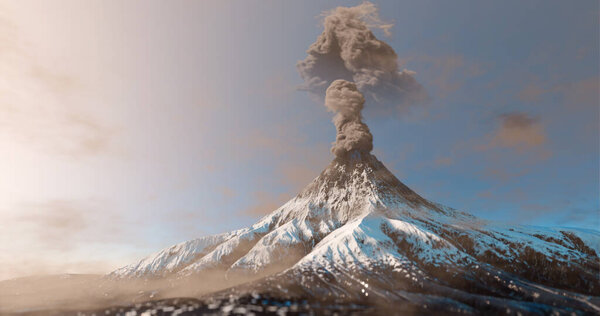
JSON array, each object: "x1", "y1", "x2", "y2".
[{"x1": 0, "y1": 0, "x2": 597, "y2": 280}]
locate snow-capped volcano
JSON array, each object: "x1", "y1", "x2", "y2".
[{"x1": 110, "y1": 152, "x2": 599, "y2": 314}]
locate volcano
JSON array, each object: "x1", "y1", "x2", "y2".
[{"x1": 110, "y1": 152, "x2": 599, "y2": 314}]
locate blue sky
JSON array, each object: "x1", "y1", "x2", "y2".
[{"x1": 0, "y1": 0, "x2": 597, "y2": 279}]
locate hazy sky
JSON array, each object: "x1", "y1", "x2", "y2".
[{"x1": 0, "y1": 0, "x2": 598, "y2": 280}]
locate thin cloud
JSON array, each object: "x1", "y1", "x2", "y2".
[
  {"x1": 474, "y1": 113, "x2": 551, "y2": 182},
  {"x1": 434, "y1": 156, "x2": 453, "y2": 167},
  {"x1": 242, "y1": 191, "x2": 290, "y2": 217},
  {"x1": 1, "y1": 259, "x2": 115, "y2": 281},
  {"x1": 555, "y1": 77, "x2": 599, "y2": 108},
  {"x1": 419, "y1": 112, "x2": 551, "y2": 182},
  {"x1": 516, "y1": 83, "x2": 546, "y2": 102},
  {"x1": 16, "y1": 199, "x2": 125, "y2": 250},
  {"x1": 476, "y1": 190, "x2": 493, "y2": 199},
  {"x1": 559, "y1": 206, "x2": 600, "y2": 227},
  {"x1": 481, "y1": 166, "x2": 535, "y2": 182},
  {"x1": 17, "y1": 200, "x2": 90, "y2": 251},
  {"x1": 0, "y1": 10, "x2": 115, "y2": 159},
  {"x1": 488, "y1": 112, "x2": 547, "y2": 150},
  {"x1": 515, "y1": 76, "x2": 598, "y2": 107},
  {"x1": 232, "y1": 128, "x2": 330, "y2": 187},
  {"x1": 411, "y1": 55, "x2": 490, "y2": 99},
  {"x1": 1, "y1": 198, "x2": 138, "y2": 279},
  {"x1": 220, "y1": 187, "x2": 236, "y2": 199},
  {"x1": 236, "y1": 135, "x2": 329, "y2": 217},
  {"x1": 278, "y1": 163, "x2": 322, "y2": 193}
]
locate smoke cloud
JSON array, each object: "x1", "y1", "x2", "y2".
[
  {"x1": 325, "y1": 80, "x2": 373, "y2": 157},
  {"x1": 297, "y1": 2, "x2": 428, "y2": 112}
]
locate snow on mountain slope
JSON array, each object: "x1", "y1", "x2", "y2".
[
  {"x1": 293, "y1": 213, "x2": 470, "y2": 271},
  {"x1": 109, "y1": 152, "x2": 599, "y2": 312},
  {"x1": 109, "y1": 232, "x2": 232, "y2": 278}
]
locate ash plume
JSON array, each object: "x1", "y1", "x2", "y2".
[
  {"x1": 297, "y1": 1, "x2": 428, "y2": 113},
  {"x1": 325, "y1": 80, "x2": 373, "y2": 157}
]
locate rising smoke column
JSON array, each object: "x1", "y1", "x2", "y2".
[
  {"x1": 325, "y1": 80, "x2": 373, "y2": 157},
  {"x1": 297, "y1": 2, "x2": 428, "y2": 113},
  {"x1": 298, "y1": 2, "x2": 428, "y2": 157}
]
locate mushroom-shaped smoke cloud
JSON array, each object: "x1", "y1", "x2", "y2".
[
  {"x1": 325, "y1": 80, "x2": 373, "y2": 157},
  {"x1": 297, "y1": 1, "x2": 428, "y2": 113}
]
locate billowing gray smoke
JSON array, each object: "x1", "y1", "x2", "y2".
[
  {"x1": 297, "y1": 2, "x2": 428, "y2": 113},
  {"x1": 325, "y1": 80, "x2": 373, "y2": 157},
  {"x1": 298, "y1": 2, "x2": 427, "y2": 157}
]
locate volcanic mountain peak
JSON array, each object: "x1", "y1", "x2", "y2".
[
  {"x1": 110, "y1": 152, "x2": 451, "y2": 279},
  {"x1": 110, "y1": 153, "x2": 600, "y2": 314},
  {"x1": 282, "y1": 152, "x2": 441, "y2": 222}
]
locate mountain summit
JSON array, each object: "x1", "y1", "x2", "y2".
[{"x1": 111, "y1": 152, "x2": 600, "y2": 314}]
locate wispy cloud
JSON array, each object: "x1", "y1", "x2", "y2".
[
  {"x1": 241, "y1": 191, "x2": 290, "y2": 216},
  {"x1": 0, "y1": 198, "x2": 135, "y2": 280},
  {"x1": 412, "y1": 55, "x2": 490, "y2": 98},
  {"x1": 473, "y1": 112, "x2": 552, "y2": 182},
  {"x1": 516, "y1": 83, "x2": 546, "y2": 102},
  {"x1": 515, "y1": 76, "x2": 598, "y2": 108},
  {"x1": 0, "y1": 8, "x2": 116, "y2": 159},
  {"x1": 433, "y1": 156, "x2": 453, "y2": 167},
  {"x1": 415, "y1": 111, "x2": 551, "y2": 183},
  {"x1": 488, "y1": 112, "x2": 547, "y2": 150},
  {"x1": 220, "y1": 187, "x2": 236, "y2": 199},
  {"x1": 15, "y1": 199, "x2": 123, "y2": 251},
  {"x1": 555, "y1": 77, "x2": 599, "y2": 109}
]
